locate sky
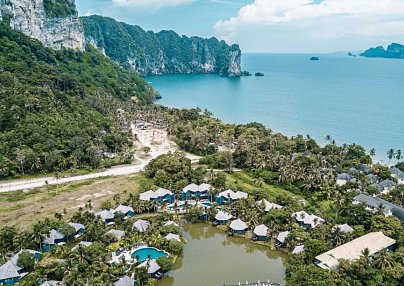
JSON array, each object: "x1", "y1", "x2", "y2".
[{"x1": 76, "y1": 0, "x2": 404, "y2": 53}]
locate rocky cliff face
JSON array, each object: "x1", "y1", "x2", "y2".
[
  {"x1": 0, "y1": 0, "x2": 85, "y2": 51},
  {"x1": 81, "y1": 15, "x2": 242, "y2": 77},
  {"x1": 361, "y1": 43, "x2": 404, "y2": 59}
]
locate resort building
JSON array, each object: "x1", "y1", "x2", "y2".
[
  {"x1": 133, "y1": 219, "x2": 150, "y2": 233},
  {"x1": 155, "y1": 188, "x2": 175, "y2": 203},
  {"x1": 139, "y1": 189, "x2": 174, "y2": 203},
  {"x1": 332, "y1": 224, "x2": 354, "y2": 234},
  {"x1": 336, "y1": 173, "x2": 354, "y2": 186},
  {"x1": 276, "y1": 231, "x2": 290, "y2": 247},
  {"x1": 113, "y1": 205, "x2": 135, "y2": 219},
  {"x1": 229, "y1": 219, "x2": 248, "y2": 235},
  {"x1": 42, "y1": 229, "x2": 66, "y2": 251},
  {"x1": 137, "y1": 259, "x2": 163, "y2": 279},
  {"x1": 72, "y1": 241, "x2": 93, "y2": 251},
  {"x1": 95, "y1": 210, "x2": 115, "y2": 225},
  {"x1": 315, "y1": 232, "x2": 396, "y2": 270},
  {"x1": 292, "y1": 211, "x2": 325, "y2": 228},
  {"x1": 0, "y1": 250, "x2": 42, "y2": 285},
  {"x1": 163, "y1": 221, "x2": 179, "y2": 227},
  {"x1": 216, "y1": 189, "x2": 248, "y2": 205},
  {"x1": 139, "y1": 190, "x2": 159, "y2": 201},
  {"x1": 114, "y1": 276, "x2": 135, "y2": 286},
  {"x1": 252, "y1": 224, "x2": 268, "y2": 241},
  {"x1": 256, "y1": 199, "x2": 283, "y2": 212},
  {"x1": 106, "y1": 229, "x2": 126, "y2": 240},
  {"x1": 68, "y1": 222, "x2": 85, "y2": 238},
  {"x1": 40, "y1": 281, "x2": 63, "y2": 286},
  {"x1": 181, "y1": 183, "x2": 212, "y2": 201},
  {"x1": 353, "y1": 194, "x2": 404, "y2": 223},
  {"x1": 214, "y1": 211, "x2": 233, "y2": 225},
  {"x1": 164, "y1": 233, "x2": 181, "y2": 242},
  {"x1": 292, "y1": 245, "x2": 304, "y2": 254}
]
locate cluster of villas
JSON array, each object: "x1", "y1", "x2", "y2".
[{"x1": 336, "y1": 165, "x2": 404, "y2": 195}]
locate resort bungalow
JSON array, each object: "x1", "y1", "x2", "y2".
[
  {"x1": 0, "y1": 250, "x2": 42, "y2": 285},
  {"x1": 228, "y1": 219, "x2": 248, "y2": 236},
  {"x1": 336, "y1": 173, "x2": 353, "y2": 186},
  {"x1": 214, "y1": 211, "x2": 233, "y2": 225},
  {"x1": 137, "y1": 259, "x2": 163, "y2": 279},
  {"x1": 113, "y1": 205, "x2": 135, "y2": 219},
  {"x1": 252, "y1": 224, "x2": 268, "y2": 241},
  {"x1": 181, "y1": 183, "x2": 212, "y2": 201},
  {"x1": 163, "y1": 221, "x2": 179, "y2": 227},
  {"x1": 216, "y1": 189, "x2": 248, "y2": 205},
  {"x1": 164, "y1": 233, "x2": 181, "y2": 242},
  {"x1": 292, "y1": 211, "x2": 325, "y2": 228},
  {"x1": 292, "y1": 245, "x2": 304, "y2": 254},
  {"x1": 276, "y1": 231, "x2": 290, "y2": 247},
  {"x1": 332, "y1": 224, "x2": 354, "y2": 234},
  {"x1": 256, "y1": 199, "x2": 283, "y2": 212},
  {"x1": 42, "y1": 229, "x2": 66, "y2": 251},
  {"x1": 40, "y1": 281, "x2": 63, "y2": 286},
  {"x1": 378, "y1": 179, "x2": 395, "y2": 195},
  {"x1": 106, "y1": 229, "x2": 125, "y2": 241},
  {"x1": 315, "y1": 232, "x2": 396, "y2": 270},
  {"x1": 95, "y1": 210, "x2": 115, "y2": 225},
  {"x1": 72, "y1": 241, "x2": 93, "y2": 251},
  {"x1": 353, "y1": 194, "x2": 404, "y2": 223},
  {"x1": 133, "y1": 219, "x2": 150, "y2": 233},
  {"x1": 114, "y1": 276, "x2": 135, "y2": 286},
  {"x1": 155, "y1": 188, "x2": 174, "y2": 204},
  {"x1": 398, "y1": 173, "x2": 404, "y2": 185},
  {"x1": 139, "y1": 190, "x2": 159, "y2": 202},
  {"x1": 68, "y1": 222, "x2": 85, "y2": 238}
]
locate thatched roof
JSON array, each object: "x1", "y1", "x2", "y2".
[
  {"x1": 253, "y1": 224, "x2": 268, "y2": 236},
  {"x1": 215, "y1": 211, "x2": 232, "y2": 221},
  {"x1": 229, "y1": 219, "x2": 248, "y2": 231}
]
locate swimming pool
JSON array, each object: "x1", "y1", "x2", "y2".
[{"x1": 132, "y1": 247, "x2": 168, "y2": 262}]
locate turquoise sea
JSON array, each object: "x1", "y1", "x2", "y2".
[{"x1": 147, "y1": 54, "x2": 404, "y2": 162}]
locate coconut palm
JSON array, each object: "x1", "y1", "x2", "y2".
[{"x1": 373, "y1": 249, "x2": 394, "y2": 269}]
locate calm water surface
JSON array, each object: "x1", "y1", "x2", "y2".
[
  {"x1": 147, "y1": 54, "x2": 404, "y2": 162},
  {"x1": 156, "y1": 223, "x2": 287, "y2": 286}
]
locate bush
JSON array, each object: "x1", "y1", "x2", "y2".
[
  {"x1": 17, "y1": 251, "x2": 35, "y2": 272},
  {"x1": 157, "y1": 256, "x2": 174, "y2": 273}
]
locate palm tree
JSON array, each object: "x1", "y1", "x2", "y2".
[
  {"x1": 373, "y1": 249, "x2": 394, "y2": 269},
  {"x1": 396, "y1": 149, "x2": 402, "y2": 162},
  {"x1": 369, "y1": 148, "x2": 376, "y2": 159},
  {"x1": 361, "y1": 248, "x2": 372, "y2": 268},
  {"x1": 325, "y1": 135, "x2": 332, "y2": 143},
  {"x1": 387, "y1": 149, "x2": 395, "y2": 164}
]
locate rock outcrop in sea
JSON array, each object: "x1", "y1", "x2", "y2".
[
  {"x1": 81, "y1": 15, "x2": 242, "y2": 77},
  {"x1": 361, "y1": 43, "x2": 404, "y2": 59},
  {"x1": 0, "y1": 0, "x2": 85, "y2": 51}
]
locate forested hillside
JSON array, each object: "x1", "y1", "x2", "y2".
[{"x1": 0, "y1": 21, "x2": 157, "y2": 178}]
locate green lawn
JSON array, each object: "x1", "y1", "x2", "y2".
[{"x1": 225, "y1": 171, "x2": 303, "y2": 200}]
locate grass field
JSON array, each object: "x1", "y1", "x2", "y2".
[
  {"x1": 0, "y1": 174, "x2": 147, "y2": 227},
  {"x1": 225, "y1": 171, "x2": 303, "y2": 200}
]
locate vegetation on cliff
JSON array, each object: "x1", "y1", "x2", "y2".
[
  {"x1": 0, "y1": 22, "x2": 156, "y2": 178},
  {"x1": 361, "y1": 43, "x2": 404, "y2": 59},
  {"x1": 43, "y1": 0, "x2": 77, "y2": 18},
  {"x1": 81, "y1": 15, "x2": 242, "y2": 76}
]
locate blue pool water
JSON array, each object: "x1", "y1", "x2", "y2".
[
  {"x1": 147, "y1": 53, "x2": 404, "y2": 162},
  {"x1": 132, "y1": 247, "x2": 168, "y2": 262}
]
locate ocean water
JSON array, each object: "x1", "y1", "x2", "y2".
[{"x1": 147, "y1": 54, "x2": 404, "y2": 162}]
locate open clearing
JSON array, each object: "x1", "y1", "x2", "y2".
[{"x1": 0, "y1": 174, "x2": 144, "y2": 227}]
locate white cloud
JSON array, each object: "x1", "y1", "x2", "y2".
[
  {"x1": 112, "y1": 0, "x2": 193, "y2": 9},
  {"x1": 215, "y1": 0, "x2": 404, "y2": 44}
]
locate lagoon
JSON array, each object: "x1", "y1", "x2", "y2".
[
  {"x1": 157, "y1": 223, "x2": 287, "y2": 286},
  {"x1": 148, "y1": 54, "x2": 404, "y2": 162}
]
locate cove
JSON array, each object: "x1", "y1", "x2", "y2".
[
  {"x1": 157, "y1": 223, "x2": 287, "y2": 286},
  {"x1": 147, "y1": 53, "x2": 404, "y2": 162}
]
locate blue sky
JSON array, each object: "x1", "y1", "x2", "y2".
[{"x1": 76, "y1": 0, "x2": 404, "y2": 53}]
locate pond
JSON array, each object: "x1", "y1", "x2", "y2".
[{"x1": 157, "y1": 223, "x2": 287, "y2": 286}]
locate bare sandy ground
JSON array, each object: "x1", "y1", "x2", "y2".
[{"x1": 0, "y1": 124, "x2": 201, "y2": 193}]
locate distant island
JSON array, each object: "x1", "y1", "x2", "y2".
[
  {"x1": 310, "y1": 57, "x2": 320, "y2": 61},
  {"x1": 255, "y1": 72, "x2": 264, "y2": 77},
  {"x1": 361, "y1": 43, "x2": 404, "y2": 59}
]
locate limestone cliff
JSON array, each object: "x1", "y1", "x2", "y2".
[
  {"x1": 81, "y1": 15, "x2": 242, "y2": 77},
  {"x1": 0, "y1": 0, "x2": 85, "y2": 51}
]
